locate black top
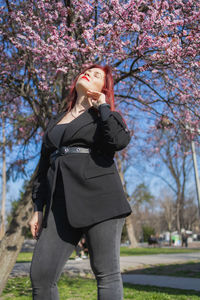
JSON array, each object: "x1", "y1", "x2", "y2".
[{"x1": 48, "y1": 123, "x2": 67, "y2": 148}]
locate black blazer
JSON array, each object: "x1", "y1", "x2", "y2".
[{"x1": 32, "y1": 105, "x2": 132, "y2": 228}]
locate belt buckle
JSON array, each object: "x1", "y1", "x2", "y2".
[
  {"x1": 60, "y1": 147, "x2": 69, "y2": 155},
  {"x1": 64, "y1": 147, "x2": 69, "y2": 154}
]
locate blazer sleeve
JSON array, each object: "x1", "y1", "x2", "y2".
[
  {"x1": 32, "y1": 142, "x2": 50, "y2": 212},
  {"x1": 98, "y1": 104, "x2": 131, "y2": 151}
]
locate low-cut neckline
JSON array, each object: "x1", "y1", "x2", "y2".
[
  {"x1": 56, "y1": 107, "x2": 91, "y2": 126},
  {"x1": 56, "y1": 123, "x2": 68, "y2": 126}
]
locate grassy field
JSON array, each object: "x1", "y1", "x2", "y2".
[
  {"x1": 16, "y1": 247, "x2": 200, "y2": 263},
  {"x1": 2, "y1": 275, "x2": 200, "y2": 300},
  {"x1": 5, "y1": 248, "x2": 200, "y2": 299}
]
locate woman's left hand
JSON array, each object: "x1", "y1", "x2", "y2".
[{"x1": 86, "y1": 90, "x2": 106, "y2": 108}]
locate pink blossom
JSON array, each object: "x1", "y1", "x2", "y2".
[{"x1": 0, "y1": 0, "x2": 200, "y2": 150}]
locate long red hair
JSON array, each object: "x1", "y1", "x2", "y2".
[{"x1": 65, "y1": 64, "x2": 115, "y2": 111}]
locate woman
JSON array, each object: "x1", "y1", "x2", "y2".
[{"x1": 29, "y1": 64, "x2": 132, "y2": 300}]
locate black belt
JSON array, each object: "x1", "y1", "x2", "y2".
[{"x1": 50, "y1": 146, "x2": 90, "y2": 162}]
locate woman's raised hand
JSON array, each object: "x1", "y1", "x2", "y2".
[{"x1": 86, "y1": 90, "x2": 106, "y2": 108}]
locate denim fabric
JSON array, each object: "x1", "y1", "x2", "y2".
[{"x1": 30, "y1": 193, "x2": 125, "y2": 300}]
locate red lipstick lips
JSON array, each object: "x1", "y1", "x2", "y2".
[{"x1": 81, "y1": 76, "x2": 89, "y2": 81}]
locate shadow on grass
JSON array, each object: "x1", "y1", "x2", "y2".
[
  {"x1": 16, "y1": 261, "x2": 31, "y2": 264},
  {"x1": 124, "y1": 282, "x2": 200, "y2": 297},
  {"x1": 124, "y1": 261, "x2": 200, "y2": 278}
]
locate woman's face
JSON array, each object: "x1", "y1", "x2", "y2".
[{"x1": 76, "y1": 68, "x2": 105, "y2": 94}]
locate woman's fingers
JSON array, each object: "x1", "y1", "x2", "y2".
[
  {"x1": 30, "y1": 221, "x2": 37, "y2": 239},
  {"x1": 30, "y1": 222, "x2": 36, "y2": 239},
  {"x1": 29, "y1": 211, "x2": 43, "y2": 239},
  {"x1": 35, "y1": 225, "x2": 40, "y2": 239},
  {"x1": 87, "y1": 90, "x2": 106, "y2": 105},
  {"x1": 87, "y1": 90, "x2": 101, "y2": 100}
]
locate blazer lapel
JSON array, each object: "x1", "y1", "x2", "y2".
[
  {"x1": 60, "y1": 107, "x2": 98, "y2": 144},
  {"x1": 44, "y1": 107, "x2": 98, "y2": 149},
  {"x1": 42, "y1": 111, "x2": 67, "y2": 148}
]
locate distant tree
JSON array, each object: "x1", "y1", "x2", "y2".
[
  {"x1": 159, "y1": 190, "x2": 175, "y2": 234},
  {"x1": 130, "y1": 183, "x2": 155, "y2": 242},
  {"x1": 132, "y1": 183, "x2": 154, "y2": 207},
  {"x1": 142, "y1": 225, "x2": 155, "y2": 243},
  {"x1": 146, "y1": 127, "x2": 193, "y2": 232}
]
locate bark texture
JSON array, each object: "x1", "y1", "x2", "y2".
[
  {"x1": 116, "y1": 154, "x2": 137, "y2": 248},
  {"x1": 0, "y1": 175, "x2": 35, "y2": 295},
  {"x1": 125, "y1": 214, "x2": 138, "y2": 248}
]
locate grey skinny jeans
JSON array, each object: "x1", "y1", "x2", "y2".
[{"x1": 30, "y1": 192, "x2": 125, "y2": 300}]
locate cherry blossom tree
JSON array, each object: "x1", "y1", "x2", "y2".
[
  {"x1": 0, "y1": 0, "x2": 200, "y2": 293},
  {"x1": 1, "y1": 1, "x2": 200, "y2": 140}
]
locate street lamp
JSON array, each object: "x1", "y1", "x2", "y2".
[
  {"x1": 191, "y1": 140, "x2": 200, "y2": 215},
  {"x1": 185, "y1": 125, "x2": 200, "y2": 216}
]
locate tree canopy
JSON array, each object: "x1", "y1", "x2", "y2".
[{"x1": 0, "y1": 0, "x2": 200, "y2": 176}]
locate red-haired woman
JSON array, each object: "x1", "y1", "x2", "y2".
[{"x1": 29, "y1": 65, "x2": 132, "y2": 300}]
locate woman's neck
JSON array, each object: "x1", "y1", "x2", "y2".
[{"x1": 73, "y1": 94, "x2": 91, "y2": 113}]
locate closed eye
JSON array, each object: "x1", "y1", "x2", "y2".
[
  {"x1": 85, "y1": 70, "x2": 104, "y2": 79},
  {"x1": 94, "y1": 72, "x2": 102, "y2": 78}
]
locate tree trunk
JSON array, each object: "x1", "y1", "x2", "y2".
[
  {"x1": 125, "y1": 214, "x2": 138, "y2": 248},
  {"x1": 0, "y1": 175, "x2": 34, "y2": 295},
  {"x1": 176, "y1": 191, "x2": 181, "y2": 233},
  {"x1": 115, "y1": 154, "x2": 138, "y2": 248},
  {"x1": 0, "y1": 116, "x2": 6, "y2": 240}
]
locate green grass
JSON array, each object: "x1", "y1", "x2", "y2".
[
  {"x1": 16, "y1": 247, "x2": 200, "y2": 263},
  {"x1": 120, "y1": 247, "x2": 200, "y2": 256},
  {"x1": 125, "y1": 261, "x2": 200, "y2": 278},
  {"x1": 2, "y1": 275, "x2": 200, "y2": 300},
  {"x1": 16, "y1": 251, "x2": 76, "y2": 263},
  {"x1": 16, "y1": 253, "x2": 33, "y2": 263}
]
